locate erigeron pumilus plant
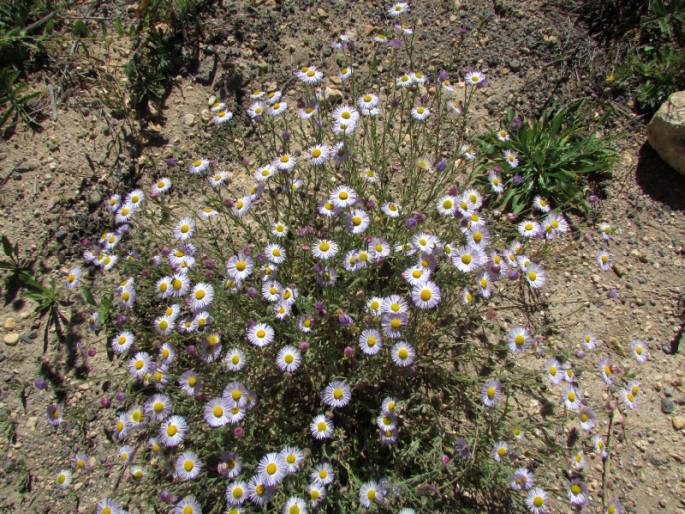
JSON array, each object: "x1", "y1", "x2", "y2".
[{"x1": 55, "y1": 3, "x2": 644, "y2": 513}]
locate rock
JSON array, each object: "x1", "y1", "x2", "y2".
[
  {"x1": 661, "y1": 398, "x2": 674, "y2": 414},
  {"x1": 3, "y1": 333, "x2": 19, "y2": 346},
  {"x1": 324, "y1": 86, "x2": 344, "y2": 105},
  {"x1": 317, "y1": 7, "x2": 328, "y2": 18},
  {"x1": 3, "y1": 318, "x2": 15, "y2": 330},
  {"x1": 183, "y1": 113, "x2": 196, "y2": 127},
  {"x1": 673, "y1": 416, "x2": 685, "y2": 430},
  {"x1": 509, "y1": 59, "x2": 521, "y2": 72},
  {"x1": 647, "y1": 90, "x2": 685, "y2": 175},
  {"x1": 87, "y1": 191, "x2": 102, "y2": 210}
]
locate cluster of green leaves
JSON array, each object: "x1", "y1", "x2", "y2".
[
  {"x1": 610, "y1": 0, "x2": 685, "y2": 115},
  {"x1": 0, "y1": 235, "x2": 63, "y2": 350},
  {"x1": 124, "y1": 0, "x2": 206, "y2": 116},
  {"x1": 478, "y1": 104, "x2": 617, "y2": 214},
  {"x1": 0, "y1": 0, "x2": 59, "y2": 130}
]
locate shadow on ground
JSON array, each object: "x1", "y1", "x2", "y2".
[{"x1": 635, "y1": 143, "x2": 685, "y2": 211}]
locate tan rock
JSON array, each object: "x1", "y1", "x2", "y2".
[
  {"x1": 4, "y1": 333, "x2": 19, "y2": 345},
  {"x1": 3, "y1": 317, "x2": 16, "y2": 330},
  {"x1": 673, "y1": 416, "x2": 685, "y2": 431},
  {"x1": 647, "y1": 90, "x2": 685, "y2": 175},
  {"x1": 324, "y1": 86, "x2": 344, "y2": 105}
]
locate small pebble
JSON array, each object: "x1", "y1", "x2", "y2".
[
  {"x1": 661, "y1": 398, "x2": 674, "y2": 414},
  {"x1": 3, "y1": 333, "x2": 19, "y2": 345},
  {"x1": 3, "y1": 318, "x2": 16, "y2": 330}
]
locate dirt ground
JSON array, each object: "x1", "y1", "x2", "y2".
[{"x1": 0, "y1": 0, "x2": 683, "y2": 512}]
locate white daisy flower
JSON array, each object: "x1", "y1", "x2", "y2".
[
  {"x1": 359, "y1": 481, "x2": 384, "y2": 508},
  {"x1": 310, "y1": 415, "x2": 334, "y2": 440},
  {"x1": 269, "y1": 101, "x2": 288, "y2": 116},
  {"x1": 111, "y1": 331, "x2": 135, "y2": 353},
  {"x1": 503, "y1": 149, "x2": 519, "y2": 168},
  {"x1": 526, "y1": 487, "x2": 548, "y2": 514},
  {"x1": 161, "y1": 415, "x2": 187, "y2": 447},
  {"x1": 175, "y1": 452, "x2": 201, "y2": 481},
  {"x1": 174, "y1": 218, "x2": 195, "y2": 240},
  {"x1": 359, "y1": 329, "x2": 383, "y2": 355},
  {"x1": 276, "y1": 345, "x2": 301, "y2": 372},
  {"x1": 391, "y1": 341, "x2": 416, "y2": 367},
  {"x1": 307, "y1": 144, "x2": 329, "y2": 166},
  {"x1": 189, "y1": 158, "x2": 209, "y2": 174},
  {"x1": 213, "y1": 109, "x2": 233, "y2": 125},
  {"x1": 411, "y1": 106, "x2": 430, "y2": 121},
  {"x1": 264, "y1": 244, "x2": 286, "y2": 264},
  {"x1": 322, "y1": 381, "x2": 351, "y2": 408},
  {"x1": 411, "y1": 281, "x2": 441, "y2": 309},
  {"x1": 312, "y1": 239, "x2": 338, "y2": 260},
  {"x1": 465, "y1": 71, "x2": 485, "y2": 86},
  {"x1": 248, "y1": 101, "x2": 266, "y2": 118},
  {"x1": 389, "y1": 2, "x2": 409, "y2": 16},
  {"x1": 258, "y1": 452, "x2": 287, "y2": 486},
  {"x1": 358, "y1": 93, "x2": 379, "y2": 110}
]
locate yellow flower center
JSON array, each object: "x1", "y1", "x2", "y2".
[
  {"x1": 390, "y1": 318, "x2": 401, "y2": 329},
  {"x1": 420, "y1": 289, "x2": 432, "y2": 301},
  {"x1": 272, "y1": 249, "x2": 281, "y2": 257},
  {"x1": 286, "y1": 454, "x2": 296, "y2": 464},
  {"x1": 231, "y1": 390, "x2": 241, "y2": 401},
  {"x1": 183, "y1": 460, "x2": 194, "y2": 472},
  {"x1": 533, "y1": 497, "x2": 544, "y2": 508},
  {"x1": 367, "y1": 489, "x2": 376, "y2": 501},
  {"x1": 167, "y1": 425, "x2": 177, "y2": 436},
  {"x1": 290, "y1": 506, "x2": 300, "y2": 514},
  {"x1": 183, "y1": 506, "x2": 193, "y2": 514},
  {"x1": 333, "y1": 388, "x2": 343, "y2": 399},
  {"x1": 284, "y1": 353, "x2": 294, "y2": 364},
  {"x1": 266, "y1": 463, "x2": 277, "y2": 475},
  {"x1": 398, "y1": 348, "x2": 409, "y2": 359},
  {"x1": 317, "y1": 421, "x2": 327, "y2": 432},
  {"x1": 280, "y1": 155, "x2": 289, "y2": 163},
  {"x1": 319, "y1": 241, "x2": 330, "y2": 252},
  {"x1": 567, "y1": 392, "x2": 576, "y2": 402},
  {"x1": 231, "y1": 355, "x2": 240, "y2": 365},
  {"x1": 135, "y1": 360, "x2": 144, "y2": 370},
  {"x1": 255, "y1": 484, "x2": 265, "y2": 495},
  {"x1": 367, "y1": 336, "x2": 377, "y2": 347},
  {"x1": 312, "y1": 148, "x2": 321, "y2": 157},
  {"x1": 515, "y1": 335, "x2": 525, "y2": 346},
  {"x1": 487, "y1": 387, "x2": 496, "y2": 399},
  {"x1": 195, "y1": 290, "x2": 205, "y2": 300},
  {"x1": 319, "y1": 470, "x2": 328, "y2": 479},
  {"x1": 497, "y1": 447, "x2": 507, "y2": 457},
  {"x1": 188, "y1": 376, "x2": 197, "y2": 386},
  {"x1": 172, "y1": 278, "x2": 183, "y2": 290},
  {"x1": 193, "y1": 159, "x2": 202, "y2": 167},
  {"x1": 528, "y1": 271, "x2": 537, "y2": 281}
]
